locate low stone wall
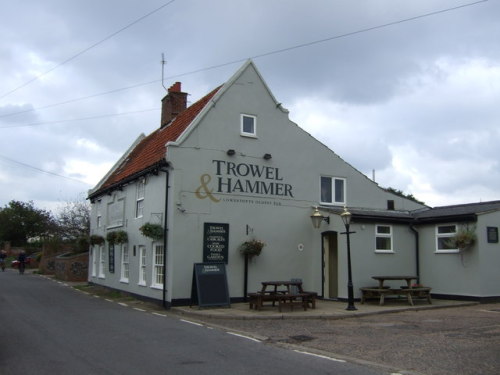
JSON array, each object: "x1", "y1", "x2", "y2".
[{"x1": 52, "y1": 252, "x2": 89, "y2": 282}]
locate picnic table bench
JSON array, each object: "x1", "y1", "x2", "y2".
[
  {"x1": 360, "y1": 276, "x2": 432, "y2": 306},
  {"x1": 248, "y1": 281, "x2": 317, "y2": 312}
]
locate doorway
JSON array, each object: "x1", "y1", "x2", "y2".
[{"x1": 322, "y1": 232, "x2": 338, "y2": 299}]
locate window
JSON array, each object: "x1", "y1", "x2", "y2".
[
  {"x1": 241, "y1": 114, "x2": 256, "y2": 137},
  {"x1": 98, "y1": 245, "x2": 105, "y2": 278},
  {"x1": 120, "y1": 245, "x2": 129, "y2": 283},
  {"x1": 151, "y1": 244, "x2": 164, "y2": 288},
  {"x1": 375, "y1": 225, "x2": 393, "y2": 252},
  {"x1": 96, "y1": 200, "x2": 102, "y2": 228},
  {"x1": 138, "y1": 246, "x2": 147, "y2": 286},
  {"x1": 436, "y1": 224, "x2": 458, "y2": 252},
  {"x1": 136, "y1": 180, "x2": 145, "y2": 218},
  {"x1": 320, "y1": 176, "x2": 346, "y2": 205}
]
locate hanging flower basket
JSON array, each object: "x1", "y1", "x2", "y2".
[
  {"x1": 447, "y1": 225, "x2": 477, "y2": 252},
  {"x1": 76, "y1": 236, "x2": 90, "y2": 252},
  {"x1": 239, "y1": 239, "x2": 265, "y2": 258},
  {"x1": 139, "y1": 223, "x2": 164, "y2": 240},
  {"x1": 90, "y1": 235, "x2": 105, "y2": 246},
  {"x1": 106, "y1": 230, "x2": 128, "y2": 245}
]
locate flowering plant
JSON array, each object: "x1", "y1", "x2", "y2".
[
  {"x1": 139, "y1": 223, "x2": 164, "y2": 240},
  {"x1": 239, "y1": 239, "x2": 265, "y2": 258},
  {"x1": 89, "y1": 235, "x2": 105, "y2": 246},
  {"x1": 446, "y1": 225, "x2": 477, "y2": 252},
  {"x1": 106, "y1": 230, "x2": 128, "y2": 245}
]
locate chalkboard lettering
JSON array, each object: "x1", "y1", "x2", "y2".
[
  {"x1": 203, "y1": 223, "x2": 229, "y2": 264},
  {"x1": 191, "y1": 263, "x2": 230, "y2": 308}
]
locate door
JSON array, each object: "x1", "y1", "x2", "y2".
[{"x1": 322, "y1": 232, "x2": 338, "y2": 299}]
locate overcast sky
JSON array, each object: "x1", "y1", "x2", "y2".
[{"x1": 1, "y1": 0, "x2": 499, "y2": 213}]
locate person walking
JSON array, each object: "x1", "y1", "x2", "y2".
[
  {"x1": 0, "y1": 250, "x2": 6, "y2": 271},
  {"x1": 17, "y1": 251, "x2": 27, "y2": 274}
]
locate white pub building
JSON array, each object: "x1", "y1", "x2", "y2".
[{"x1": 88, "y1": 60, "x2": 500, "y2": 306}]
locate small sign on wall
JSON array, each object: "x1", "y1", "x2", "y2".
[
  {"x1": 108, "y1": 244, "x2": 115, "y2": 273},
  {"x1": 487, "y1": 227, "x2": 498, "y2": 243},
  {"x1": 203, "y1": 223, "x2": 229, "y2": 264}
]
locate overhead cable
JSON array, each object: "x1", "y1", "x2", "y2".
[
  {"x1": 0, "y1": 0, "x2": 487, "y2": 120},
  {"x1": 0, "y1": 154, "x2": 90, "y2": 185},
  {"x1": 0, "y1": 0, "x2": 176, "y2": 100}
]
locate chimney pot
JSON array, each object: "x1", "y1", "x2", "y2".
[
  {"x1": 169, "y1": 82, "x2": 182, "y2": 93},
  {"x1": 161, "y1": 82, "x2": 187, "y2": 128}
]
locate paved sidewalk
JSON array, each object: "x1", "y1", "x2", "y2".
[{"x1": 172, "y1": 298, "x2": 477, "y2": 320}]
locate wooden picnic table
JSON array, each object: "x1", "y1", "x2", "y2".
[
  {"x1": 248, "y1": 281, "x2": 317, "y2": 312},
  {"x1": 360, "y1": 276, "x2": 432, "y2": 306},
  {"x1": 372, "y1": 275, "x2": 417, "y2": 289}
]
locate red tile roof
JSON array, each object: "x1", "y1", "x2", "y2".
[{"x1": 92, "y1": 85, "x2": 221, "y2": 196}]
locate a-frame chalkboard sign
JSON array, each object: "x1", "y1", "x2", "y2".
[{"x1": 191, "y1": 263, "x2": 230, "y2": 308}]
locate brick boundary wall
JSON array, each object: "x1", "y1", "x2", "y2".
[{"x1": 53, "y1": 252, "x2": 89, "y2": 282}]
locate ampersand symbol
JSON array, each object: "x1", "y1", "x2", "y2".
[{"x1": 195, "y1": 174, "x2": 220, "y2": 202}]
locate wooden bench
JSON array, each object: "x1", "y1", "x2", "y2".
[
  {"x1": 248, "y1": 292, "x2": 312, "y2": 312},
  {"x1": 302, "y1": 291, "x2": 317, "y2": 309},
  {"x1": 409, "y1": 287, "x2": 432, "y2": 304},
  {"x1": 360, "y1": 287, "x2": 395, "y2": 305},
  {"x1": 360, "y1": 287, "x2": 432, "y2": 306},
  {"x1": 247, "y1": 292, "x2": 263, "y2": 310}
]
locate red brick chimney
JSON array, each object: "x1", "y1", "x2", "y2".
[{"x1": 160, "y1": 82, "x2": 188, "y2": 128}]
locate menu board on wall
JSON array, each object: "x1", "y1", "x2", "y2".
[{"x1": 203, "y1": 223, "x2": 229, "y2": 264}]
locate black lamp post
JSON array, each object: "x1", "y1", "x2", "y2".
[{"x1": 340, "y1": 206, "x2": 357, "y2": 311}]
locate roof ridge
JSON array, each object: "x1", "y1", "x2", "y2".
[{"x1": 90, "y1": 84, "x2": 222, "y2": 196}]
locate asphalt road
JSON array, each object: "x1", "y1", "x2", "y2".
[
  {"x1": 0, "y1": 270, "x2": 383, "y2": 375},
  {"x1": 196, "y1": 302, "x2": 500, "y2": 375}
]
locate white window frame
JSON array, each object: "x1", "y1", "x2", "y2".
[
  {"x1": 98, "y1": 245, "x2": 105, "y2": 278},
  {"x1": 151, "y1": 243, "x2": 164, "y2": 289},
  {"x1": 136, "y1": 180, "x2": 145, "y2": 219},
  {"x1": 436, "y1": 224, "x2": 459, "y2": 253},
  {"x1": 120, "y1": 244, "x2": 129, "y2": 283},
  {"x1": 138, "y1": 245, "x2": 147, "y2": 286},
  {"x1": 240, "y1": 114, "x2": 257, "y2": 137},
  {"x1": 375, "y1": 225, "x2": 393, "y2": 253},
  {"x1": 320, "y1": 176, "x2": 346, "y2": 205}
]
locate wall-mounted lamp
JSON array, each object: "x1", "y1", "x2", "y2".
[
  {"x1": 226, "y1": 149, "x2": 236, "y2": 156},
  {"x1": 310, "y1": 207, "x2": 330, "y2": 229},
  {"x1": 263, "y1": 153, "x2": 272, "y2": 160}
]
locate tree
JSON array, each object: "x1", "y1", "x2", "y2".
[
  {"x1": 0, "y1": 200, "x2": 57, "y2": 246},
  {"x1": 56, "y1": 200, "x2": 90, "y2": 241}
]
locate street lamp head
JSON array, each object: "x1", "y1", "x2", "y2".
[
  {"x1": 340, "y1": 206, "x2": 352, "y2": 227},
  {"x1": 310, "y1": 207, "x2": 329, "y2": 229}
]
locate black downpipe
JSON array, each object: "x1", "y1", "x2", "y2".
[
  {"x1": 243, "y1": 253, "x2": 248, "y2": 302},
  {"x1": 410, "y1": 225, "x2": 420, "y2": 284},
  {"x1": 162, "y1": 169, "x2": 170, "y2": 308}
]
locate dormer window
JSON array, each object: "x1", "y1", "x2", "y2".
[{"x1": 241, "y1": 114, "x2": 256, "y2": 137}]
